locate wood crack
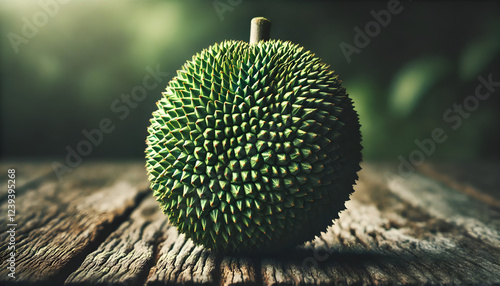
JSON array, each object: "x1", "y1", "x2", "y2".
[
  {"x1": 61, "y1": 189, "x2": 149, "y2": 285},
  {"x1": 2, "y1": 162, "x2": 500, "y2": 285}
]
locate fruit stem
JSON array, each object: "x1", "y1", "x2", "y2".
[{"x1": 250, "y1": 17, "x2": 271, "y2": 44}]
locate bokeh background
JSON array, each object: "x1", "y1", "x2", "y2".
[{"x1": 1, "y1": 0, "x2": 500, "y2": 162}]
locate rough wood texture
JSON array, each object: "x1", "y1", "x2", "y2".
[
  {"x1": 0, "y1": 162, "x2": 149, "y2": 285},
  {"x1": 220, "y1": 256, "x2": 258, "y2": 286},
  {"x1": 146, "y1": 226, "x2": 217, "y2": 285},
  {"x1": 0, "y1": 161, "x2": 499, "y2": 285},
  {"x1": 65, "y1": 196, "x2": 168, "y2": 285}
]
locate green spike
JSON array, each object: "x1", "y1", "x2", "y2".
[
  {"x1": 201, "y1": 218, "x2": 207, "y2": 231},
  {"x1": 230, "y1": 184, "x2": 244, "y2": 199},
  {"x1": 236, "y1": 200, "x2": 244, "y2": 211},
  {"x1": 210, "y1": 209, "x2": 220, "y2": 223}
]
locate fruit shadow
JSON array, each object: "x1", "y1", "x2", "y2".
[{"x1": 215, "y1": 244, "x2": 431, "y2": 274}]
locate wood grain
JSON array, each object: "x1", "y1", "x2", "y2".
[
  {"x1": 65, "y1": 196, "x2": 167, "y2": 285},
  {"x1": 0, "y1": 162, "x2": 149, "y2": 285},
  {"x1": 220, "y1": 256, "x2": 258, "y2": 286},
  {"x1": 146, "y1": 225, "x2": 217, "y2": 285},
  {"x1": 376, "y1": 164, "x2": 500, "y2": 249},
  {"x1": 0, "y1": 161, "x2": 499, "y2": 285}
]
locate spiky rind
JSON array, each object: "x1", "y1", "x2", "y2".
[{"x1": 145, "y1": 40, "x2": 362, "y2": 252}]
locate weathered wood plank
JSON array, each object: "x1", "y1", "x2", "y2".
[
  {"x1": 0, "y1": 162, "x2": 149, "y2": 285},
  {"x1": 351, "y1": 165, "x2": 499, "y2": 283},
  {"x1": 65, "y1": 196, "x2": 168, "y2": 285},
  {"x1": 373, "y1": 164, "x2": 500, "y2": 248},
  {"x1": 2, "y1": 161, "x2": 499, "y2": 285},
  {"x1": 259, "y1": 163, "x2": 500, "y2": 285},
  {"x1": 146, "y1": 225, "x2": 217, "y2": 285},
  {"x1": 220, "y1": 256, "x2": 258, "y2": 286}
]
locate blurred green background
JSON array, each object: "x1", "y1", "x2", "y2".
[{"x1": 1, "y1": 0, "x2": 499, "y2": 161}]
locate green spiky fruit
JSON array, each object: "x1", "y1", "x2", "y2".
[{"x1": 145, "y1": 40, "x2": 362, "y2": 253}]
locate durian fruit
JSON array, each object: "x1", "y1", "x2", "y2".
[{"x1": 145, "y1": 18, "x2": 362, "y2": 253}]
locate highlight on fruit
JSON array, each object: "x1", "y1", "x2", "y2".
[{"x1": 145, "y1": 17, "x2": 362, "y2": 253}]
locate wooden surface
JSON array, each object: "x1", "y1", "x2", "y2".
[{"x1": 0, "y1": 161, "x2": 499, "y2": 285}]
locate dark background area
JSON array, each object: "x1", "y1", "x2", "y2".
[{"x1": 1, "y1": 0, "x2": 499, "y2": 162}]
